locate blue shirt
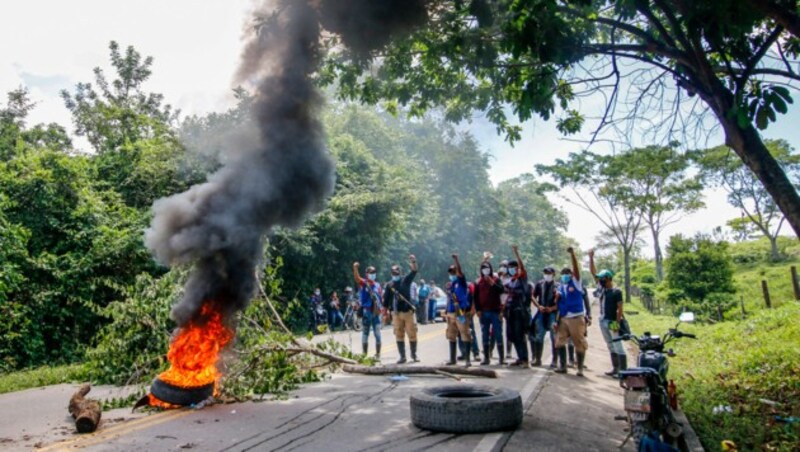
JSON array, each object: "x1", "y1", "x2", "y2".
[
  {"x1": 446, "y1": 275, "x2": 470, "y2": 313},
  {"x1": 557, "y1": 278, "x2": 585, "y2": 317},
  {"x1": 359, "y1": 281, "x2": 382, "y2": 311}
]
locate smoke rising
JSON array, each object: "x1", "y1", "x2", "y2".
[{"x1": 145, "y1": 0, "x2": 429, "y2": 327}]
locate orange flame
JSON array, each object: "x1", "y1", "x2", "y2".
[{"x1": 157, "y1": 301, "x2": 234, "y2": 391}]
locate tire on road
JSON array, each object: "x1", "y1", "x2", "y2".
[
  {"x1": 150, "y1": 378, "x2": 213, "y2": 406},
  {"x1": 410, "y1": 385, "x2": 523, "y2": 433}
]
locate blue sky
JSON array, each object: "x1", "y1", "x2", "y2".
[{"x1": 2, "y1": 0, "x2": 797, "y2": 254}]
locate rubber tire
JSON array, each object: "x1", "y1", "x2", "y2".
[
  {"x1": 150, "y1": 378, "x2": 213, "y2": 406},
  {"x1": 410, "y1": 385, "x2": 522, "y2": 433}
]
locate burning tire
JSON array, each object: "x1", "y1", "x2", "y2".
[
  {"x1": 150, "y1": 378, "x2": 214, "y2": 406},
  {"x1": 410, "y1": 385, "x2": 522, "y2": 433}
]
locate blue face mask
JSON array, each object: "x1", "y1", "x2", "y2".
[
  {"x1": 449, "y1": 275, "x2": 457, "y2": 282},
  {"x1": 392, "y1": 275, "x2": 401, "y2": 282},
  {"x1": 508, "y1": 267, "x2": 517, "y2": 276},
  {"x1": 561, "y1": 275, "x2": 571, "y2": 284}
]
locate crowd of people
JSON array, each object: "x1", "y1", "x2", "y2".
[{"x1": 307, "y1": 246, "x2": 629, "y2": 377}]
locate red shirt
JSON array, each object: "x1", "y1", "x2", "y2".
[{"x1": 475, "y1": 277, "x2": 503, "y2": 312}]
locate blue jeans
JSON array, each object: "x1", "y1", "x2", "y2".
[
  {"x1": 533, "y1": 311, "x2": 556, "y2": 344},
  {"x1": 329, "y1": 310, "x2": 344, "y2": 330},
  {"x1": 480, "y1": 311, "x2": 503, "y2": 348},
  {"x1": 362, "y1": 310, "x2": 382, "y2": 345},
  {"x1": 428, "y1": 300, "x2": 437, "y2": 321},
  {"x1": 600, "y1": 319, "x2": 626, "y2": 355}
]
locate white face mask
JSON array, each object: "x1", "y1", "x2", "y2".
[
  {"x1": 544, "y1": 274, "x2": 553, "y2": 282},
  {"x1": 481, "y1": 268, "x2": 491, "y2": 276},
  {"x1": 367, "y1": 273, "x2": 377, "y2": 281},
  {"x1": 499, "y1": 266, "x2": 508, "y2": 273},
  {"x1": 508, "y1": 267, "x2": 517, "y2": 276}
]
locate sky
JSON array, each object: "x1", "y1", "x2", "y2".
[{"x1": 2, "y1": 0, "x2": 798, "y2": 256}]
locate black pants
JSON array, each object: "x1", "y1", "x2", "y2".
[{"x1": 507, "y1": 307, "x2": 529, "y2": 361}]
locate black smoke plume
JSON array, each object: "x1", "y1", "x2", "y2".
[{"x1": 145, "y1": 0, "x2": 429, "y2": 327}]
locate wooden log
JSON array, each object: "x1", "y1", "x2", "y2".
[
  {"x1": 68, "y1": 384, "x2": 102, "y2": 433},
  {"x1": 791, "y1": 266, "x2": 800, "y2": 300},
  {"x1": 762, "y1": 280, "x2": 772, "y2": 309},
  {"x1": 343, "y1": 364, "x2": 498, "y2": 378}
]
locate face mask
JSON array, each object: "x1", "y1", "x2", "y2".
[
  {"x1": 481, "y1": 268, "x2": 491, "y2": 276},
  {"x1": 561, "y1": 275, "x2": 570, "y2": 284},
  {"x1": 499, "y1": 266, "x2": 507, "y2": 274},
  {"x1": 544, "y1": 274, "x2": 553, "y2": 282},
  {"x1": 449, "y1": 275, "x2": 457, "y2": 282},
  {"x1": 368, "y1": 273, "x2": 377, "y2": 281},
  {"x1": 508, "y1": 268, "x2": 517, "y2": 276},
  {"x1": 392, "y1": 275, "x2": 401, "y2": 282},
  {"x1": 599, "y1": 278, "x2": 608, "y2": 286},
  {"x1": 314, "y1": 290, "x2": 320, "y2": 295}
]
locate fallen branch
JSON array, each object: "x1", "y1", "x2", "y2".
[
  {"x1": 283, "y1": 346, "x2": 358, "y2": 365},
  {"x1": 69, "y1": 384, "x2": 102, "y2": 433},
  {"x1": 434, "y1": 370, "x2": 463, "y2": 381},
  {"x1": 343, "y1": 364, "x2": 498, "y2": 378}
]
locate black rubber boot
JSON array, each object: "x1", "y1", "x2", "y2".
[
  {"x1": 497, "y1": 342, "x2": 505, "y2": 365},
  {"x1": 396, "y1": 342, "x2": 407, "y2": 364},
  {"x1": 549, "y1": 340, "x2": 557, "y2": 368},
  {"x1": 554, "y1": 347, "x2": 568, "y2": 374},
  {"x1": 619, "y1": 354, "x2": 628, "y2": 371},
  {"x1": 410, "y1": 341, "x2": 419, "y2": 362},
  {"x1": 489, "y1": 338, "x2": 495, "y2": 359},
  {"x1": 576, "y1": 352, "x2": 586, "y2": 377},
  {"x1": 362, "y1": 342, "x2": 368, "y2": 356},
  {"x1": 568, "y1": 344, "x2": 576, "y2": 368},
  {"x1": 533, "y1": 342, "x2": 543, "y2": 367},
  {"x1": 464, "y1": 342, "x2": 472, "y2": 367},
  {"x1": 375, "y1": 342, "x2": 381, "y2": 360},
  {"x1": 605, "y1": 353, "x2": 619, "y2": 377},
  {"x1": 447, "y1": 341, "x2": 457, "y2": 365},
  {"x1": 481, "y1": 348, "x2": 490, "y2": 366}
]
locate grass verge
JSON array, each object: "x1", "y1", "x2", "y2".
[
  {"x1": 0, "y1": 364, "x2": 87, "y2": 395},
  {"x1": 627, "y1": 299, "x2": 800, "y2": 450}
]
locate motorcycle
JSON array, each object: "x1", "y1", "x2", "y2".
[
  {"x1": 343, "y1": 300, "x2": 362, "y2": 332},
  {"x1": 615, "y1": 312, "x2": 696, "y2": 451},
  {"x1": 310, "y1": 303, "x2": 328, "y2": 334}
]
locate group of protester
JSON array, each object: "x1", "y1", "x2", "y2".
[{"x1": 311, "y1": 246, "x2": 629, "y2": 377}]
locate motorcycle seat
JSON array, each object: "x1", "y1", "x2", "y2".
[{"x1": 619, "y1": 367, "x2": 660, "y2": 378}]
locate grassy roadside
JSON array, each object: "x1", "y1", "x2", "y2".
[
  {"x1": 626, "y1": 298, "x2": 800, "y2": 450},
  {"x1": 0, "y1": 364, "x2": 87, "y2": 395}
]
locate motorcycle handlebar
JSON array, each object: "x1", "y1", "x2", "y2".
[
  {"x1": 682, "y1": 333, "x2": 697, "y2": 339},
  {"x1": 612, "y1": 334, "x2": 631, "y2": 342}
]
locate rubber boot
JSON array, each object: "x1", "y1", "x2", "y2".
[
  {"x1": 464, "y1": 342, "x2": 472, "y2": 367},
  {"x1": 362, "y1": 342, "x2": 368, "y2": 356},
  {"x1": 576, "y1": 352, "x2": 586, "y2": 377},
  {"x1": 396, "y1": 342, "x2": 407, "y2": 364},
  {"x1": 554, "y1": 347, "x2": 568, "y2": 374},
  {"x1": 619, "y1": 354, "x2": 628, "y2": 372},
  {"x1": 481, "y1": 347, "x2": 491, "y2": 366},
  {"x1": 549, "y1": 340, "x2": 557, "y2": 369},
  {"x1": 568, "y1": 344, "x2": 576, "y2": 368},
  {"x1": 533, "y1": 342, "x2": 543, "y2": 367},
  {"x1": 605, "y1": 353, "x2": 619, "y2": 377},
  {"x1": 375, "y1": 342, "x2": 381, "y2": 360},
  {"x1": 488, "y1": 338, "x2": 495, "y2": 359},
  {"x1": 447, "y1": 341, "x2": 457, "y2": 365},
  {"x1": 497, "y1": 342, "x2": 505, "y2": 365},
  {"x1": 410, "y1": 341, "x2": 419, "y2": 362}
]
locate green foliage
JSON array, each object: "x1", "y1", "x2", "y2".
[
  {"x1": 630, "y1": 302, "x2": 800, "y2": 451},
  {"x1": 665, "y1": 234, "x2": 735, "y2": 320}
]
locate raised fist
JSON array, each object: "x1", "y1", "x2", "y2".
[
  {"x1": 409, "y1": 254, "x2": 416, "y2": 262},
  {"x1": 567, "y1": 247, "x2": 575, "y2": 255},
  {"x1": 353, "y1": 262, "x2": 360, "y2": 268},
  {"x1": 587, "y1": 248, "x2": 595, "y2": 258},
  {"x1": 452, "y1": 253, "x2": 459, "y2": 259}
]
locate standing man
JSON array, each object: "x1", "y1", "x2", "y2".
[
  {"x1": 505, "y1": 246, "x2": 531, "y2": 367},
  {"x1": 329, "y1": 291, "x2": 344, "y2": 331},
  {"x1": 417, "y1": 279, "x2": 431, "y2": 324},
  {"x1": 531, "y1": 266, "x2": 560, "y2": 367},
  {"x1": 429, "y1": 280, "x2": 443, "y2": 323},
  {"x1": 589, "y1": 249, "x2": 627, "y2": 377},
  {"x1": 353, "y1": 262, "x2": 383, "y2": 359},
  {"x1": 474, "y1": 257, "x2": 505, "y2": 365},
  {"x1": 445, "y1": 254, "x2": 473, "y2": 367},
  {"x1": 554, "y1": 248, "x2": 589, "y2": 376},
  {"x1": 383, "y1": 255, "x2": 419, "y2": 364}
]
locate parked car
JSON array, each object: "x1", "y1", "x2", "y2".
[{"x1": 434, "y1": 295, "x2": 447, "y2": 322}]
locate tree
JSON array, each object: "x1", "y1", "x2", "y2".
[
  {"x1": 665, "y1": 234, "x2": 736, "y2": 319},
  {"x1": 605, "y1": 144, "x2": 703, "y2": 281},
  {"x1": 694, "y1": 139, "x2": 800, "y2": 261},
  {"x1": 538, "y1": 151, "x2": 644, "y2": 303},
  {"x1": 322, "y1": 0, "x2": 800, "y2": 238}
]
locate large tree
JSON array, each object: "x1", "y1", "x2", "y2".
[
  {"x1": 322, "y1": 0, "x2": 800, "y2": 237},
  {"x1": 694, "y1": 139, "x2": 800, "y2": 260},
  {"x1": 605, "y1": 144, "x2": 704, "y2": 281}
]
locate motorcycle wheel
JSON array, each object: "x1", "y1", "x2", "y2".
[{"x1": 353, "y1": 317, "x2": 363, "y2": 332}]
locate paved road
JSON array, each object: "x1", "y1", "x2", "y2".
[{"x1": 6, "y1": 307, "x2": 645, "y2": 451}]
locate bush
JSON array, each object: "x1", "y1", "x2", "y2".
[{"x1": 666, "y1": 234, "x2": 735, "y2": 314}]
